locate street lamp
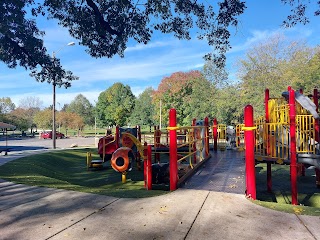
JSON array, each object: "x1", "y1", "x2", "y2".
[{"x1": 52, "y1": 41, "x2": 75, "y2": 149}]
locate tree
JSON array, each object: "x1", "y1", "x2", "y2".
[
  {"x1": 66, "y1": 94, "x2": 94, "y2": 126},
  {"x1": 281, "y1": 0, "x2": 320, "y2": 27},
  {"x1": 33, "y1": 109, "x2": 52, "y2": 130},
  {"x1": 18, "y1": 96, "x2": 43, "y2": 132},
  {"x1": 203, "y1": 59, "x2": 229, "y2": 88},
  {"x1": 0, "y1": 97, "x2": 15, "y2": 114},
  {"x1": 7, "y1": 108, "x2": 30, "y2": 131},
  {"x1": 61, "y1": 104, "x2": 69, "y2": 112},
  {"x1": 56, "y1": 111, "x2": 70, "y2": 134},
  {"x1": 18, "y1": 96, "x2": 43, "y2": 110},
  {"x1": 96, "y1": 83, "x2": 136, "y2": 127},
  {"x1": 0, "y1": 1, "x2": 78, "y2": 87},
  {"x1": 68, "y1": 112, "x2": 85, "y2": 136},
  {"x1": 130, "y1": 87, "x2": 155, "y2": 127},
  {"x1": 212, "y1": 83, "x2": 242, "y2": 124},
  {"x1": 1, "y1": 0, "x2": 247, "y2": 83},
  {"x1": 279, "y1": 45, "x2": 320, "y2": 93},
  {"x1": 39, "y1": 0, "x2": 247, "y2": 68},
  {"x1": 153, "y1": 70, "x2": 215, "y2": 125},
  {"x1": 3, "y1": 0, "x2": 320, "y2": 84},
  {"x1": 237, "y1": 34, "x2": 320, "y2": 117}
]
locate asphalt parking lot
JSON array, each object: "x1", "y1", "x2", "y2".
[{"x1": 0, "y1": 136, "x2": 97, "y2": 154}]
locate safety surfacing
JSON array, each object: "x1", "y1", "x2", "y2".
[{"x1": 182, "y1": 149, "x2": 246, "y2": 194}]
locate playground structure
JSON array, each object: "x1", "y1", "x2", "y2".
[
  {"x1": 211, "y1": 120, "x2": 236, "y2": 151},
  {"x1": 90, "y1": 109, "x2": 217, "y2": 189},
  {"x1": 244, "y1": 87, "x2": 320, "y2": 205},
  {"x1": 145, "y1": 109, "x2": 212, "y2": 190},
  {"x1": 87, "y1": 126, "x2": 143, "y2": 169}
]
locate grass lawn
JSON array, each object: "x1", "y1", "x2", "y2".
[
  {"x1": 254, "y1": 163, "x2": 320, "y2": 216},
  {"x1": 1, "y1": 148, "x2": 320, "y2": 215},
  {"x1": 0, "y1": 148, "x2": 168, "y2": 198}
]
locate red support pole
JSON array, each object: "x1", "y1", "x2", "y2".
[
  {"x1": 313, "y1": 89, "x2": 320, "y2": 188},
  {"x1": 213, "y1": 118, "x2": 218, "y2": 151},
  {"x1": 143, "y1": 142, "x2": 147, "y2": 187},
  {"x1": 265, "y1": 89, "x2": 272, "y2": 192},
  {"x1": 289, "y1": 88, "x2": 298, "y2": 205},
  {"x1": 115, "y1": 125, "x2": 120, "y2": 149},
  {"x1": 146, "y1": 145, "x2": 152, "y2": 190},
  {"x1": 244, "y1": 105, "x2": 256, "y2": 200},
  {"x1": 192, "y1": 118, "x2": 197, "y2": 164},
  {"x1": 265, "y1": 89, "x2": 270, "y2": 123},
  {"x1": 169, "y1": 109, "x2": 178, "y2": 191},
  {"x1": 204, "y1": 117, "x2": 209, "y2": 157}
]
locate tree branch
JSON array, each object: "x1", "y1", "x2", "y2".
[{"x1": 85, "y1": 0, "x2": 122, "y2": 37}]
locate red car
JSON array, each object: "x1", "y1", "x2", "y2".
[{"x1": 40, "y1": 131, "x2": 65, "y2": 139}]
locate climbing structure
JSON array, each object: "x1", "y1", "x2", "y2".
[{"x1": 245, "y1": 87, "x2": 320, "y2": 205}]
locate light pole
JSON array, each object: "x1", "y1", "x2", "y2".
[{"x1": 52, "y1": 42, "x2": 75, "y2": 149}]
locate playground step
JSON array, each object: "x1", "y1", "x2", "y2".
[{"x1": 90, "y1": 159, "x2": 104, "y2": 164}]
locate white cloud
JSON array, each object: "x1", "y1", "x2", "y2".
[
  {"x1": 67, "y1": 46, "x2": 207, "y2": 85},
  {"x1": 229, "y1": 27, "x2": 315, "y2": 55},
  {"x1": 125, "y1": 40, "x2": 175, "y2": 52},
  {"x1": 1, "y1": 25, "x2": 211, "y2": 108},
  {"x1": 42, "y1": 26, "x2": 77, "y2": 52},
  {"x1": 229, "y1": 29, "x2": 279, "y2": 54}
]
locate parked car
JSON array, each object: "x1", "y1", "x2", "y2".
[{"x1": 40, "y1": 131, "x2": 65, "y2": 139}]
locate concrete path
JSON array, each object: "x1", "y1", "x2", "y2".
[
  {"x1": 0, "y1": 148, "x2": 320, "y2": 239},
  {"x1": 1, "y1": 180, "x2": 320, "y2": 240}
]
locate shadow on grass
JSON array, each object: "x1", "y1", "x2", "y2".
[
  {"x1": 255, "y1": 163, "x2": 320, "y2": 215},
  {"x1": 0, "y1": 148, "x2": 169, "y2": 198}
]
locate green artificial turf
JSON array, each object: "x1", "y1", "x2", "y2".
[
  {"x1": 0, "y1": 148, "x2": 168, "y2": 198},
  {"x1": 254, "y1": 163, "x2": 320, "y2": 215}
]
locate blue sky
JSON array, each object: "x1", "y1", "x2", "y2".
[{"x1": 1, "y1": 1, "x2": 320, "y2": 108}]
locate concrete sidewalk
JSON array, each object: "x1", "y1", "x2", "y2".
[
  {"x1": 1, "y1": 149, "x2": 320, "y2": 239},
  {"x1": 1, "y1": 179, "x2": 320, "y2": 240}
]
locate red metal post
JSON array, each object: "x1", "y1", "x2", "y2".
[
  {"x1": 192, "y1": 118, "x2": 197, "y2": 163},
  {"x1": 244, "y1": 105, "x2": 256, "y2": 200},
  {"x1": 146, "y1": 145, "x2": 152, "y2": 190},
  {"x1": 143, "y1": 142, "x2": 147, "y2": 187},
  {"x1": 265, "y1": 89, "x2": 272, "y2": 192},
  {"x1": 115, "y1": 125, "x2": 120, "y2": 149},
  {"x1": 204, "y1": 117, "x2": 209, "y2": 157},
  {"x1": 289, "y1": 88, "x2": 298, "y2": 205},
  {"x1": 313, "y1": 89, "x2": 320, "y2": 188},
  {"x1": 169, "y1": 109, "x2": 178, "y2": 191},
  {"x1": 213, "y1": 118, "x2": 218, "y2": 151},
  {"x1": 265, "y1": 89, "x2": 270, "y2": 123}
]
